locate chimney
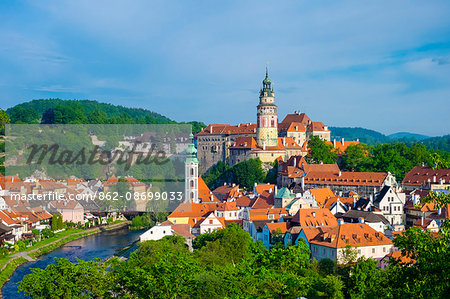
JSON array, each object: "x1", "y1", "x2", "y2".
[
  {"x1": 274, "y1": 185, "x2": 278, "y2": 194},
  {"x1": 232, "y1": 183, "x2": 236, "y2": 187},
  {"x1": 421, "y1": 162, "x2": 425, "y2": 167},
  {"x1": 301, "y1": 175, "x2": 305, "y2": 191},
  {"x1": 356, "y1": 138, "x2": 359, "y2": 142},
  {"x1": 283, "y1": 137, "x2": 286, "y2": 146},
  {"x1": 293, "y1": 157, "x2": 297, "y2": 167},
  {"x1": 337, "y1": 218, "x2": 343, "y2": 225},
  {"x1": 421, "y1": 216, "x2": 424, "y2": 226},
  {"x1": 338, "y1": 171, "x2": 342, "y2": 177},
  {"x1": 433, "y1": 176, "x2": 436, "y2": 183},
  {"x1": 210, "y1": 125, "x2": 213, "y2": 133},
  {"x1": 333, "y1": 139, "x2": 336, "y2": 148},
  {"x1": 341, "y1": 138, "x2": 345, "y2": 146},
  {"x1": 353, "y1": 197, "x2": 356, "y2": 208},
  {"x1": 312, "y1": 211, "x2": 316, "y2": 218},
  {"x1": 438, "y1": 208, "x2": 442, "y2": 215},
  {"x1": 358, "y1": 217, "x2": 365, "y2": 224}
]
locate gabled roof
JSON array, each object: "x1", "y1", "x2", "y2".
[
  {"x1": 198, "y1": 176, "x2": 219, "y2": 203},
  {"x1": 309, "y1": 188, "x2": 335, "y2": 207}
]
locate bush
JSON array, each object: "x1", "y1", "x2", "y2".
[{"x1": 42, "y1": 228, "x2": 55, "y2": 239}]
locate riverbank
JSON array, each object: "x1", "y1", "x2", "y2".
[{"x1": 0, "y1": 221, "x2": 130, "y2": 290}]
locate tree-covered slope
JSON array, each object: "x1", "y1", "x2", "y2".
[
  {"x1": 5, "y1": 99, "x2": 205, "y2": 132},
  {"x1": 6, "y1": 99, "x2": 172, "y2": 123},
  {"x1": 330, "y1": 126, "x2": 389, "y2": 145}
]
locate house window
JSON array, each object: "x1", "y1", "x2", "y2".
[
  {"x1": 383, "y1": 247, "x2": 386, "y2": 253},
  {"x1": 372, "y1": 248, "x2": 375, "y2": 254},
  {"x1": 209, "y1": 220, "x2": 213, "y2": 224}
]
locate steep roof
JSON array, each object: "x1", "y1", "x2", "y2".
[
  {"x1": 402, "y1": 166, "x2": 450, "y2": 187},
  {"x1": 291, "y1": 208, "x2": 337, "y2": 227},
  {"x1": 309, "y1": 188, "x2": 335, "y2": 207},
  {"x1": 198, "y1": 176, "x2": 219, "y2": 203},
  {"x1": 281, "y1": 113, "x2": 311, "y2": 127},
  {"x1": 307, "y1": 121, "x2": 329, "y2": 132},
  {"x1": 309, "y1": 223, "x2": 392, "y2": 248}
]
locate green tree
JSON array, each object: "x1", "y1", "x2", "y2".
[
  {"x1": 87, "y1": 109, "x2": 108, "y2": 124},
  {"x1": 385, "y1": 221, "x2": 450, "y2": 298},
  {"x1": 0, "y1": 108, "x2": 10, "y2": 134},
  {"x1": 18, "y1": 258, "x2": 112, "y2": 298},
  {"x1": 231, "y1": 158, "x2": 265, "y2": 189},
  {"x1": 341, "y1": 143, "x2": 370, "y2": 171},
  {"x1": 51, "y1": 214, "x2": 58, "y2": 231},
  {"x1": 339, "y1": 245, "x2": 358, "y2": 265},
  {"x1": 8, "y1": 106, "x2": 38, "y2": 124},
  {"x1": 308, "y1": 135, "x2": 337, "y2": 164}
]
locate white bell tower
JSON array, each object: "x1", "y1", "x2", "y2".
[{"x1": 185, "y1": 133, "x2": 199, "y2": 203}]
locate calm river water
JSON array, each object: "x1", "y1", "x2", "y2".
[{"x1": 2, "y1": 227, "x2": 143, "y2": 298}]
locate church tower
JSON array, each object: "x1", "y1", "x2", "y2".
[
  {"x1": 185, "y1": 133, "x2": 199, "y2": 203},
  {"x1": 256, "y1": 67, "x2": 278, "y2": 147}
]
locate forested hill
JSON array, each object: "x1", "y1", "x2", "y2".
[
  {"x1": 5, "y1": 99, "x2": 205, "y2": 133},
  {"x1": 331, "y1": 126, "x2": 449, "y2": 152}
]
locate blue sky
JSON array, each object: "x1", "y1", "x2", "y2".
[{"x1": 0, "y1": 0, "x2": 449, "y2": 136}]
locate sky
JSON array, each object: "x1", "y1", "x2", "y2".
[{"x1": 0, "y1": 0, "x2": 449, "y2": 136}]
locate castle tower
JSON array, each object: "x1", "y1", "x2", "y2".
[
  {"x1": 185, "y1": 133, "x2": 199, "y2": 203},
  {"x1": 256, "y1": 67, "x2": 278, "y2": 147}
]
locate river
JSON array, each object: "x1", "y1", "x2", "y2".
[{"x1": 2, "y1": 227, "x2": 143, "y2": 298}]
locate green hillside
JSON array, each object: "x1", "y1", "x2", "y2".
[
  {"x1": 5, "y1": 99, "x2": 205, "y2": 133},
  {"x1": 330, "y1": 126, "x2": 389, "y2": 145}
]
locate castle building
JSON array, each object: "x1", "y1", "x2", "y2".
[
  {"x1": 196, "y1": 68, "x2": 331, "y2": 172},
  {"x1": 256, "y1": 68, "x2": 278, "y2": 148}
]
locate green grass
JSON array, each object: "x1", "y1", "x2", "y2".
[
  {"x1": 0, "y1": 255, "x2": 11, "y2": 269},
  {"x1": 0, "y1": 257, "x2": 28, "y2": 287},
  {"x1": 25, "y1": 228, "x2": 83, "y2": 252}
]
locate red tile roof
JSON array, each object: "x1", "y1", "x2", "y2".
[
  {"x1": 197, "y1": 123, "x2": 257, "y2": 136},
  {"x1": 292, "y1": 208, "x2": 337, "y2": 227},
  {"x1": 266, "y1": 222, "x2": 288, "y2": 234},
  {"x1": 309, "y1": 223, "x2": 392, "y2": 248},
  {"x1": 402, "y1": 166, "x2": 450, "y2": 187},
  {"x1": 281, "y1": 113, "x2": 311, "y2": 127}
]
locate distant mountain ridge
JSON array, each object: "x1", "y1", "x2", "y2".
[
  {"x1": 330, "y1": 126, "x2": 449, "y2": 152},
  {"x1": 387, "y1": 132, "x2": 429, "y2": 141}
]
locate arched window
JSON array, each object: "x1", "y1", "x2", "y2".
[
  {"x1": 190, "y1": 168, "x2": 194, "y2": 176},
  {"x1": 191, "y1": 180, "x2": 194, "y2": 187},
  {"x1": 191, "y1": 192, "x2": 194, "y2": 199}
]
